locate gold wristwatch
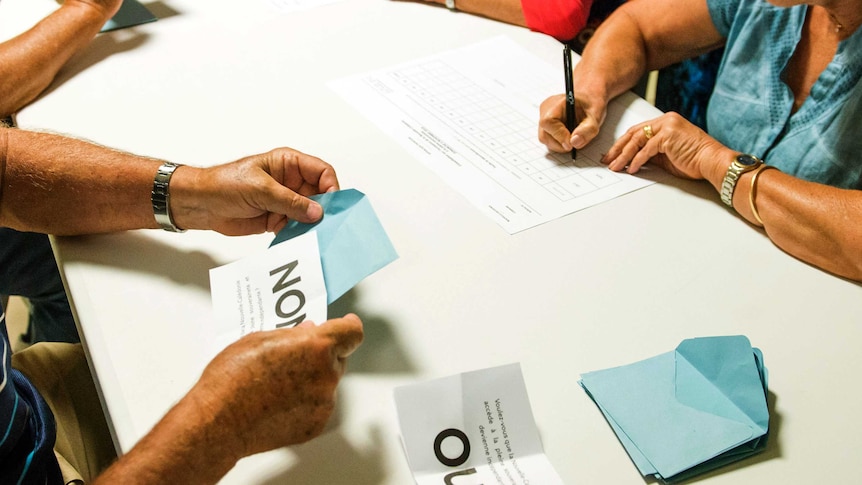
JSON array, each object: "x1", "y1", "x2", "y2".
[{"x1": 720, "y1": 154, "x2": 762, "y2": 207}]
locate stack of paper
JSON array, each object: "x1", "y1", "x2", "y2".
[{"x1": 579, "y1": 336, "x2": 769, "y2": 483}]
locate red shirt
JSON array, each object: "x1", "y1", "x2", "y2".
[{"x1": 521, "y1": 0, "x2": 593, "y2": 41}]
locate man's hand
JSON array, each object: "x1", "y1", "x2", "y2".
[
  {"x1": 171, "y1": 147, "x2": 340, "y2": 235},
  {"x1": 62, "y1": 0, "x2": 124, "y2": 20},
  {"x1": 92, "y1": 314, "x2": 364, "y2": 484},
  {"x1": 195, "y1": 314, "x2": 364, "y2": 457}
]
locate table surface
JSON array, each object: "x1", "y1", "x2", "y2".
[{"x1": 7, "y1": 0, "x2": 862, "y2": 483}]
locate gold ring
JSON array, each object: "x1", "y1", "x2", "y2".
[{"x1": 643, "y1": 124, "x2": 653, "y2": 140}]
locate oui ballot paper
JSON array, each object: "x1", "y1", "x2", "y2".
[
  {"x1": 394, "y1": 364, "x2": 564, "y2": 485},
  {"x1": 209, "y1": 231, "x2": 328, "y2": 351}
]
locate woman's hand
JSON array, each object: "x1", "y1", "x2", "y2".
[
  {"x1": 601, "y1": 112, "x2": 734, "y2": 189},
  {"x1": 538, "y1": 88, "x2": 608, "y2": 154}
]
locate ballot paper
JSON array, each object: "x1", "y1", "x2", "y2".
[
  {"x1": 101, "y1": 0, "x2": 157, "y2": 33},
  {"x1": 209, "y1": 231, "x2": 328, "y2": 351},
  {"x1": 330, "y1": 36, "x2": 661, "y2": 233},
  {"x1": 579, "y1": 336, "x2": 769, "y2": 483},
  {"x1": 271, "y1": 189, "x2": 398, "y2": 304},
  {"x1": 394, "y1": 363, "x2": 565, "y2": 485}
]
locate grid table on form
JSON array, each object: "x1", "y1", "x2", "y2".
[{"x1": 331, "y1": 36, "x2": 659, "y2": 233}]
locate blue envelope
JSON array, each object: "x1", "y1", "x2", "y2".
[
  {"x1": 101, "y1": 0, "x2": 158, "y2": 33},
  {"x1": 579, "y1": 336, "x2": 769, "y2": 483},
  {"x1": 271, "y1": 189, "x2": 398, "y2": 304}
]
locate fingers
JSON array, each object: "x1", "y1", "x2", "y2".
[
  {"x1": 275, "y1": 147, "x2": 340, "y2": 195},
  {"x1": 538, "y1": 93, "x2": 605, "y2": 153},
  {"x1": 570, "y1": 110, "x2": 602, "y2": 150},
  {"x1": 321, "y1": 313, "x2": 365, "y2": 360},
  {"x1": 253, "y1": 148, "x2": 341, "y2": 225},
  {"x1": 602, "y1": 123, "x2": 654, "y2": 173},
  {"x1": 604, "y1": 122, "x2": 658, "y2": 173},
  {"x1": 538, "y1": 94, "x2": 571, "y2": 152},
  {"x1": 258, "y1": 179, "x2": 324, "y2": 224}
]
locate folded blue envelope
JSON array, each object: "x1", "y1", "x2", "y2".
[
  {"x1": 271, "y1": 189, "x2": 398, "y2": 304},
  {"x1": 580, "y1": 336, "x2": 769, "y2": 483},
  {"x1": 101, "y1": 0, "x2": 157, "y2": 33}
]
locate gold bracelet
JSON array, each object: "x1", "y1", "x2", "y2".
[{"x1": 748, "y1": 165, "x2": 779, "y2": 226}]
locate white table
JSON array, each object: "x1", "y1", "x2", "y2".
[{"x1": 8, "y1": 0, "x2": 862, "y2": 483}]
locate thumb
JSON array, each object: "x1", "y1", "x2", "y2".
[
  {"x1": 259, "y1": 180, "x2": 324, "y2": 223},
  {"x1": 571, "y1": 106, "x2": 606, "y2": 149}
]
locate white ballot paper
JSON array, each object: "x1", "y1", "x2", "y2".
[
  {"x1": 330, "y1": 36, "x2": 661, "y2": 233},
  {"x1": 209, "y1": 231, "x2": 327, "y2": 351},
  {"x1": 394, "y1": 363, "x2": 564, "y2": 485}
]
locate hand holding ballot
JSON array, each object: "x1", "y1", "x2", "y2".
[
  {"x1": 190, "y1": 314, "x2": 365, "y2": 456},
  {"x1": 94, "y1": 314, "x2": 364, "y2": 484},
  {"x1": 210, "y1": 188, "x2": 397, "y2": 349}
]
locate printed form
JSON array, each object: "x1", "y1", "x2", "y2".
[{"x1": 330, "y1": 36, "x2": 662, "y2": 233}]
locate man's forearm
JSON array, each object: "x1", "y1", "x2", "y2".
[
  {"x1": 0, "y1": 127, "x2": 165, "y2": 234},
  {"x1": 0, "y1": 1, "x2": 116, "y2": 116},
  {"x1": 92, "y1": 387, "x2": 242, "y2": 485}
]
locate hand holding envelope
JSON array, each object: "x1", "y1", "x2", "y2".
[
  {"x1": 579, "y1": 336, "x2": 769, "y2": 483},
  {"x1": 210, "y1": 189, "x2": 396, "y2": 352}
]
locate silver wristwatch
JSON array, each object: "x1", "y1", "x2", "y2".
[
  {"x1": 720, "y1": 154, "x2": 762, "y2": 207},
  {"x1": 445, "y1": 0, "x2": 456, "y2": 10},
  {"x1": 151, "y1": 162, "x2": 187, "y2": 232}
]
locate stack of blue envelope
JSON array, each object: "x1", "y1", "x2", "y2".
[{"x1": 579, "y1": 335, "x2": 769, "y2": 483}]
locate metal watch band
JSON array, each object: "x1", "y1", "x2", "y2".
[
  {"x1": 445, "y1": 0, "x2": 456, "y2": 10},
  {"x1": 720, "y1": 154, "x2": 761, "y2": 207},
  {"x1": 151, "y1": 162, "x2": 187, "y2": 233}
]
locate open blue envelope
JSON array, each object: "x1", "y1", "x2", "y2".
[
  {"x1": 101, "y1": 0, "x2": 157, "y2": 33},
  {"x1": 271, "y1": 189, "x2": 398, "y2": 304},
  {"x1": 579, "y1": 336, "x2": 769, "y2": 483}
]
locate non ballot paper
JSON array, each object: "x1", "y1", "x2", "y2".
[
  {"x1": 579, "y1": 336, "x2": 769, "y2": 483},
  {"x1": 394, "y1": 363, "x2": 564, "y2": 485},
  {"x1": 271, "y1": 188, "x2": 398, "y2": 304},
  {"x1": 209, "y1": 231, "x2": 327, "y2": 351}
]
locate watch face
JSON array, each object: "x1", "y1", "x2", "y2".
[{"x1": 736, "y1": 154, "x2": 760, "y2": 167}]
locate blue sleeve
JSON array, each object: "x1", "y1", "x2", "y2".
[
  {"x1": 0, "y1": 308, "x2": 63, "y2": 485},
  {"x1": 706, "y1": 0, "x2": 745, "y2": 37}
]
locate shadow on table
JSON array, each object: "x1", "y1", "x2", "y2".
[
  {"x1": 631, "y1": 165, "x2": 718, "y2": 204},
  {"x1": 263, "y1": 427, "x2": 388, "y2": 485},
  {"x1": 40, "y1": 2, "x2": 182, "y2": 101},
  {"x1": 56, "y1": 232, "x2": 216, "y2": 292},
  {"x1": 60, "y1": 231, "x2": 417, "y2": 373},
  {"x1": 329, "y1": 289, "x2": 417, "y2": 375}
]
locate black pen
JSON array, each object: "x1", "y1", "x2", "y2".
[{"x1": 563, "y1": 43, "x2": 576, "y2": 160}]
